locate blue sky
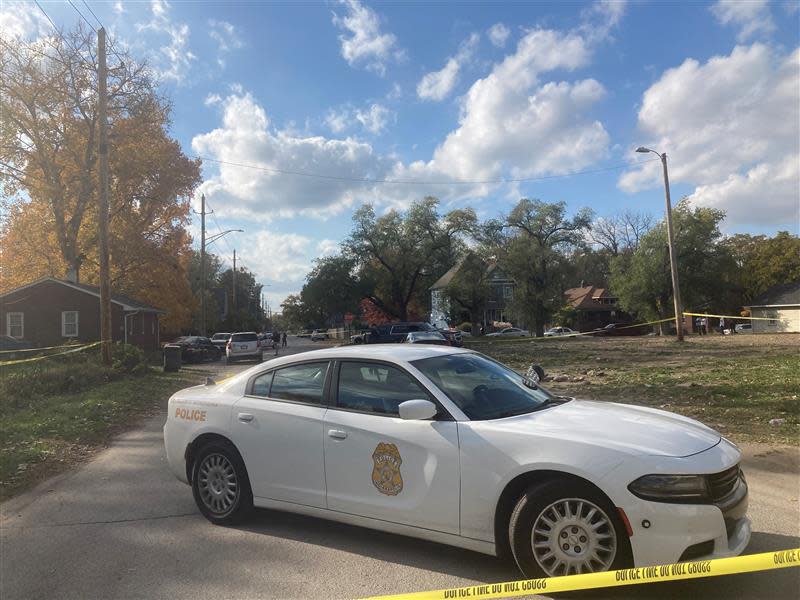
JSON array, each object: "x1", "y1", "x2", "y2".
[{"x1": 3, "y1": 0, "x2": 799, "y2": 309}]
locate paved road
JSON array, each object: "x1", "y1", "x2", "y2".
[{"x1": 1, "y1": 340, "x2": 798, "y2": 599}]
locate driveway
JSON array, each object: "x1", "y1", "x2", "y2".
[{"x1": 1, "y1": 348, "x2": 798, "y2": 598}]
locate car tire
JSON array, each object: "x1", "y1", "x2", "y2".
[
  {"x1": 191, "y1": 441, "x2": 253, "y2": 525},
  {"x1": 508, "y1": 478, "x2": 631, "y2": 579}
]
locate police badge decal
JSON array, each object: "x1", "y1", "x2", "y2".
[{"x1": 371, "y1": 442, "x2": 403, "y2": 496}]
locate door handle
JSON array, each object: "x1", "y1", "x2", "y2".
[
  {"x1": 238, "y1": 413, "x2": 255, "y2": 423},
  {"x1": 327, "y1": 429, "x2": 348, "y2": 440}
]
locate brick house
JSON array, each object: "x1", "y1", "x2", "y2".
[
  {"x1": 563, "y1": 285, "x2": 628, "y2": 331},
  {"x1": 0, "y1": 277, "x2": 164, "y2": 351}
]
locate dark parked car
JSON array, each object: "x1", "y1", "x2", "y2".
[
  {"x1": 364, "y1": 322, "x2": 438, "y2": 344},
  {"x1": 173, "y1": 336, "x2": 221, "y2": 363},
  {"x1": 593, "y1": 323, "x2": 649, "y2": 336}
]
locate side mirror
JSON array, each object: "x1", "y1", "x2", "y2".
[
  {"x1": 398, "y1": 399, "x2": 438, "y2": 420},
  {"x1": 525, "y1": 364, "x2": 545, "y2": 384}
]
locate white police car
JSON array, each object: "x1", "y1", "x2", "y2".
[{"x1": 163, "y1": 345, "x2": 750, "y2": 578}]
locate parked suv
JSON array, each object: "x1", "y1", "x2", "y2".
[{"x1": 226, "y1": 332, "x2": 262, "y2": 363}]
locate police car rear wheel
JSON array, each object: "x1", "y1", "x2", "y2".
[
  {"x1": 192, "y1": 442, "x2": 252, "y2": 525},
  {"x1": 509, "y1": 478, "x2": 631, "y2": 578}
]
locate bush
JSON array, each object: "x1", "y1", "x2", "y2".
[
  {"x1": 458, "y1": 322, "x2": 472, "y2": 332},
  {"x1": 111, "y1": 343, "x2": 149, "y2": 374}
]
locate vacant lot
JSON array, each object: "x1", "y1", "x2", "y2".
[{"x1": 468, "y1": 334, "x2": 799, "y2": 445}]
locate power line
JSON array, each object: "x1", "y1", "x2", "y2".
[
  {"x1": 68, "y1": 0, "x2": 97, "y2": 33},
  {"x1": 33, "y1": 0, "x2": 96, "y2": 71},
  {"x1": 80, "y1": 0, "x2": 104, "y2": 29},
  {"x1": 195, "y1": 156, "x2": 661, "y2": 186}
]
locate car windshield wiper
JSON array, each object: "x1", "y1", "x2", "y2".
[{"x1": 532, "y1": 396, "x2": 572, "y2": 411}]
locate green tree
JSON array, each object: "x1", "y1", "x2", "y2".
[
  {"x1": 491, "y1": 199, "x2": 592, "y2": 336},
  {"x1": 345, "y1": 198, "x2": 477, "y2": 320},
  {"x1": 218, "y1": 266, "x2": 264, "y2": 332},
  {"x1": 280, "y1": 294, "x2": 311, "y2": 331},
  {"x1": 725, "y1": 232, "x2": 800, "y2": 303},
  {"x1": 442, "y1": 252, "x2": 492, "y2": 335},
  {"x1": 610, "y1": 200, "x2": 736, "y2": 330},
  {"x1": 300, "y1": 255, "x2": 364, "y2": 327}
]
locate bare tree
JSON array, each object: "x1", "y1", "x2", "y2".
[{"x1": 590, "y1": 211, "x2": 653, "y2": 255}]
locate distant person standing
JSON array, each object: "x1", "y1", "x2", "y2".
[
  {"x1": 272, "y1": 330, "x2": 280, "y2": 355},
  {"x1": 282, "y1": 332, "x2": 287, "y2": 347},
  {"x1": 719, "y1": 317, "x2": 726, "y2": 335},
  {"x1": 700, "y1": 317, "x2": 708, "y2": 335}
]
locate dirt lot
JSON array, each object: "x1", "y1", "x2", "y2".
[{"x1": 467, "y1": 333, "x2": 799, "y2": 445}]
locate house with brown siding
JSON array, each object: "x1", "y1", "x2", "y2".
[{"x1": 0, "y1": 277, "x2": 164, "y2": 351}]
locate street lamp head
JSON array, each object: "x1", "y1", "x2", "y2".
[{"x1": 635, "y1": 146, "x2": 650, "y2": 153}]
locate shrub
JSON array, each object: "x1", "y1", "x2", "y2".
[{"x1": 111, "y1": 343, "x2": 149, "y2": 374}]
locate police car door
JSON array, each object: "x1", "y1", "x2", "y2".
[{"x1": 323, "y1": 360, "x2": 460, "y2": 534}]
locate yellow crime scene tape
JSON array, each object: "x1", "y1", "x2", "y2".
[
  {"x1": 0, "y1": 341, "x2": 101, "y2": 366},
  {"x1": 465, "y1": 317, "x2": 675, "y2": 344},
  {"x1": 360, "y1": 548, "x2": 800, "y2": 600},
  {"x1": 0, "y1": 342, "x2": 90, "y2": 355},
  {"x1": 683, "y1": 311, "x2": 780, "y2": 322}
]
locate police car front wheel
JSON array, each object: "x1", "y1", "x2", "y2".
[
  {"x1": 191, "y1": 442, "x2": 253, "y2": 525},
  {"x1": 508, "y1": 478, "x2": 631, "y2": 578}
]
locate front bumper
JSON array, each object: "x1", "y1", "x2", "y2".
[{"x1": 624, "y1": 478, "x2": 750, "y2": 567}]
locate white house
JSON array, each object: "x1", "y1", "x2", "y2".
[{"x1": 744, "y1": 280, "x2": 800, "y2": 334}]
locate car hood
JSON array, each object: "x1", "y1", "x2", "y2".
[{"x1": 496, "y1": 400, "x2": 721, "y2": 458}]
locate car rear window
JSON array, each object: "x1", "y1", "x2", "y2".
[{"x1": 231, "y1": 333, "x2": 258, "y2": 342}]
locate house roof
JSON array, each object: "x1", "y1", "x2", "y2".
[
  {"x1": 429, "y1": 261, "x2": 464, "y2": 290},
  {"x1": 0, "y1": 277, "x2": 165, "y2": 313},
  {"x1": 564, "y1": 285, "x2": 617, "y2": 310},
  {"x1": 746, "y1": 280, "x2": 800, "y2": 308}
]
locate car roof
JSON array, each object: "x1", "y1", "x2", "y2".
[{"x1": 262, "y1": 343, "x2": 470, "y2": 368}]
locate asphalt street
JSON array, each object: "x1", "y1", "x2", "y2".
[{"x1": 1, "y1": 338, "x2": 798, "y2": 599}]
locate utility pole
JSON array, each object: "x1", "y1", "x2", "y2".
[
  {"x1": 232, "y1": 248, "x2": 237, "y2": 331},
  {"x1": 200, "y1": 193, "x2": 206, "y2": 336},
  {"x1": 636, "y1": 147, "x2": 684, "y2": 341},
  {"x1": 98, "y1": 28, "x2": 112, "y2": 365}
]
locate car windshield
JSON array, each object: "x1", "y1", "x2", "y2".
[
  {"x1": 412, "y1": 353, "x2": 555, "y2": 421},
  {"x1": 211, "y1": 333, "x2": 230, "y2": 340}
]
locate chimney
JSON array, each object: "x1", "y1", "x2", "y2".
[{"x1": 66, "y1": 266, "x2": 79, "y2": 283}]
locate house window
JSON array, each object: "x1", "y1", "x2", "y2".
[
  {"x1": 767, "y1": 312, "x2": 778, "y2": 326},
  {"x1": 503, "y1": 285, "x2": 513, "y2": 300},
  {"x1": 62, "y1": 311, "x2": 79, "y2": 337},
  {"x1": 7, "y1": 312, "x2": 24, "y2": 339}
]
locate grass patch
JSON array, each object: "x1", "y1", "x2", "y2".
[
  {"x1": 0, "y1": 354, "x2": 201, "y2": 500},
  {"x1": 467, "y1": 334, "x2": 799, "y2": 445}
]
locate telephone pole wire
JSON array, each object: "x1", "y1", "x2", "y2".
[{"x1": 98, "y1": 27, "x2": 112, "y2": 364}]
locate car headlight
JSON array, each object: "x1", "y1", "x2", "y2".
[{"x1": 628, "y1": 474, "x2": 710, "y2": 504}]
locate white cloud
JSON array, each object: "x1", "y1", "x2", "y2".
[
  {"x1": 331, "y1": 0, "x2": 403, "y2": 75},
  {"x1": 325, "y1": 107, "x2": 352, "y2": 133},
  {"x1": 488, "y1": 23, "x2": 510, "y2": 48},
  {"x1": 417, "y1": 32, "x2": 479, "y2": 101},
  {"x1": 237, "y1": 230, "x2": 312, "y2": 283},
  {"x1": 711, "y1": 0, "x2": 775, "y2": 42},
  {"x1": 620, "y1": 45, "x2": 799, "y2": 229},
  {"x1": 355, "y1": 103, "x2": 393, "y2": 134},
  {"x1": 688, "y1": 156, "x2": 799, "y2": 228},
  {"x1": 0, "y1": 1, "x2": 50, "y2": 40},
  {"x1": 192, "y1": 90, "x2": 392, "y2": 221},
  {"x1": 204, "y1": 93, "x2": 222, "y2": 106},
  {"x1": 136, "y1": 0, "x2": 196, "y2": 83},
  {"x1": 316, "y1": 239, "x2": 340, "y2": 257},
  {"x1": 194, "y1": 17, "x2": 625, "y2": 222},
  {"x1": 209, "y1": 18, "x2": 242, "y2": 66},
  {"x1": 578, "y1": 0, "x2": 628, "y2": 43},
  {"x1": 113, "y1": 1, "x2": 125, "y2": 15}
]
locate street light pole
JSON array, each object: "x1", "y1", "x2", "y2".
[
  {"x1": 637, "y1": 147, "x2": 684, "y2": 341},
  {"x1": 199, "y1": 221, "x2": 243, "y2": 336}
]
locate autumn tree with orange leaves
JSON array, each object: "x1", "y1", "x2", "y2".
[{"x1": 0, "y1": 26, "x2": 201, "y2": 334}]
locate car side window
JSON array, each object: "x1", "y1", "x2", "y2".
[
  {"x1": 269, "y1": 362, "x2": 328, "y2": 404},
  {"x1": 251, "y1": 371, "x2": 274, "y2": 397},
  {"x1": 337, "y1": 362, "x2": 428, "y2": 416}
]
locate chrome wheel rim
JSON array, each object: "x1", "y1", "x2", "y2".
[
  {"x1": 198, "y1": 453, "x2": 239, "y2": 515},
  {"x1": 531, "y1": 498, "x2": 617, "y2": 576}
]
